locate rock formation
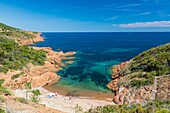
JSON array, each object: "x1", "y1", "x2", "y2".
[
  {"x1": 19, "y1": 32, "x2": 44, "y2": 45},
  {"x1": 0, "y1": 47, "x2": 75, "y2": 89},
  {"x1": 108, "y1": 61, "x2": 170, "y2": 105}
]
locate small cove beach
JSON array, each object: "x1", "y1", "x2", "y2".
[{"x1": 14, "y1": 87, "x2": 115, "y2": 113}]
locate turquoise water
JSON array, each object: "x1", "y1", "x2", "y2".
[{"x1": 36, "y1": 32, "x2": 170, "y2": 93}]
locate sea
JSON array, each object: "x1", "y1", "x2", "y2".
[{"x1": 35, "y1": 32, "x2": 170, "y2": 96}]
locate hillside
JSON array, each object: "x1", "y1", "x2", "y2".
[
  {"x1": 0, "y1": 38, "x2": 47, "y2": 73},
  {"x1": 108, "y1": 43, "x2": 170, "y2": 105},
  {"x1": 120, "y1": 43, "x2": 170, "y2": 87},
  {"x1": 0, "y1": 35, "x2": 74, "y2": 90},
  {"x1": 0, "y1": 23, "x2": 75, "y2": 112},
  {"x1": 0, "y1": 23, "x2": 44, "y2": 45}
]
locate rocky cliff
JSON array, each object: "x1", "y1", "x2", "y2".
[
  {"x1": 108, "y1": 43, "x2": 170, "y2": 105},
  {"x1": 0, "y1": 23, "x2": 44, "y2": 45},
  {"x1": 0, "y1": 47, "x2": 74, "y2": 89},
  {"x1": 0, "y1": 23, "x2": 75, "y2": 89},
  {"x1": 18, "y1": 32, "x2": 44, "y2": 45}
]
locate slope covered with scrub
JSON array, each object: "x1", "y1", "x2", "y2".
[
  {"x1": 0, "y1": 23, "x2": 43, "y2": 45},
  {"x1": 108, "y1": 42, "x2": 170, "y2": 105},
  {"x1": 0, "y1": 38, "x2": 47, "y2": 73},
  {"x1": 0, "y1": 23, "x2": 35, "y2": 40},
  {"x1": 121, "y1": 43, "x2": 170, "y2": 87}
]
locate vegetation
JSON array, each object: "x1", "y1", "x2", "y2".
[
  {"x1": 25, "y1": 82, "x2": 32, "y2": 99},
  {"x1": 30, "y1": 89, "x2": 41, "y2": 103},
  {"x1": 0, "y1": 23, "x2": 37, "y2": 41},
  {"x1": 0, "y1": 95, "x2": 5, "y2": 103},
  {"x1": 0, "y1": 79, "x2": 13, "y2": 96},
  {"x1": 120, "y1": 43, "x2": 170, "y2": 88},
  {"x1": 16, "y1": 97, "x2": 28, "y2": 104},
  {"x1": 75, "y1": 104, "x2": 83, "y2": 113},
  {"x1": 0, "y1": 80, "x2": 4, "y2": 86},
  {"x1": 86, "y1": 101, "x2": 170, "y2": 113},
  {"x1": 0, "y1": 108, "x2": 5, "y2": 113},
  {"x1": 0, "y1": 38, "x2": 47, "y2": 73},
  {"x1": 11, "y1": 72, "x2": 25, "y2": 80}
]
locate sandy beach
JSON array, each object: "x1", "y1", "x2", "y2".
[{"x1": 13, "y1": 87, "x2": 115, "y2": 113}]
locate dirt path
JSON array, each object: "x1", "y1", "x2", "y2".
[{"x1": 151, "y1": 76, "x2": 158, "y2": 100}]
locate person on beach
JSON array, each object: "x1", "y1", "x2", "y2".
[
  {"x1": 73, "y1": 96, "x2": 76, "y2": 101},
  {"x1": 55, "y1": 92, "x2": 58, "y2": 98},
  {"x1": 69, "y1": 96, "x2": 72, "y2": 101},
  {"x1": 47, "y1": 93, "x2": 55, "y2": 98},
  {"x1": 62, "y1": 96, "x2": 67, "y2": 100}
]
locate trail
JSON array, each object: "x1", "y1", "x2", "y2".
[{"x1": 151, "y1": 76, "x2": 158, "y2": 100}]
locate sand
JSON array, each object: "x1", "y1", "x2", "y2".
[{"x1": 13, "y1": 87, "x2": 115, "y2": 113}]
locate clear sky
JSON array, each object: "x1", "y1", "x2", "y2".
[{"x1": 0, "y1": 0, "x2": 170, "y2": 32}]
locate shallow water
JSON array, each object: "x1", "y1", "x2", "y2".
[{"x1": 36, "y1": 32, "x2": 170, "y2": 95}]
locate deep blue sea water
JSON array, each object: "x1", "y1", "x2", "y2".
[{"x1": 36, "y1": 32, "x2": 170, "y2": 93}]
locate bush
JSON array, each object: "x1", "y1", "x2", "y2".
[
  {"x1": 0, "y1": 38, "x2": 47, "y2": 73},
  {"x1": 120, "y1": 43, "x2": 170, "y2": 87},
  {"x1": 11, "y1": 72, "x2": 24, "y2": 80},
  {"x1": 16, "y1": 97, "x2": 27, "y2": 104},
  {"x1": 0, "y1": 87, "x2": 13, "y2": 96},
  {"x1": 0, "y1": 96, "x2": 5, "y2": 103},
  {"x1": 30, "y1": 89, "x2": 41, "y2": 103},
  {"x1": 0, "y1": 79, "x2": 4, "y2": 86},
  {"x1": 0, "y1": 107, "x2": 5, "y2": 113},
  {"x1": 86, "y1": 101, "x2": 170, "y2": 113}
]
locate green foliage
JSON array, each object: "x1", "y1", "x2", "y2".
[
  {"x1": 30, "y1": 89, "x2": 41, "y2": 103},
  {"x1": 0, "y1": 95, "x2": 5, "y2": 103},
  {"x1": 0, "y1": 87, "x2": 13, "y2": 96},
  {"x1": 16, "y1": 97, "x2": 28, "y2": 104},
  {"x1": 0, "y1": 107, "x2": 5, "y2": 113},
  {"x1": 0, "y1": 79, "x2": 13, "y2": 96},
  {"x1": 11, "y1": 72, "x2": 24, "y2": 80},
  {"x1": 0, "y1": 23, "x2": 37, "y2": 41},
  {"x1": 121, "y1": 43, "x2": 170, "y2": 88},
  {"x1": 87, "y1": 101, "x2": 170, "y2": 113},
  {"x1": 0, "y1": 80, "x2": 4, "y2": 86},
  {"x1": 0, "y1": 38, "x2": 47, "y2": 73},
  {"x1": 75, "y1": 104, "x2": 83, "y2": 113},
  {"x1": 25, "y1": 82, "x2": 32, "y2": 90}
]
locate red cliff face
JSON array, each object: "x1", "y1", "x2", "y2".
[
  {"x1": 19, "y1": 32, "x2": 44, "y2": 45},
  {"x1": 108, "y1": 61, "x2": 170, "y2": 105},
  {"x1": 107, "y1": 61, "x2": 130, "y2": 93},
  {"x1": 107, "y1": 61, "x2": 153, "y2": 105},
  {"x1": 0, "y1": 47, "x2": 75, "y2": 89}
]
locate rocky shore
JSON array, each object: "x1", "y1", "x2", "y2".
[
  {"x1": 107, "y1": 61, "x2": 170, "y2": 105},
  {"x1": 0, "y1": 31, "x2": 75, "y2": 90},
  {"x1": 0, "y1": 47, "x2": 75, "y2": 89},
  {"x1": 13, "y1": 87, "x2": 114, "y2": 113},
  {"x1": 19, "y1": 32, "x2": 44, "y2": 45}
]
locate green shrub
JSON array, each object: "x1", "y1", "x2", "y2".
[
  {"x1": 120, "y1": 43, "x2": 170, "y2": 88},
  {"x1": 16, "y1": 97, "x2": 27, "y2": 104},
  {"x1": 0, "y1": 87, "x2": 13, "y2": 96},
  {"x1": 0, "y1": 38, "x2": 47, "y2": 73},
  {"x1": 0, "y1": 79, "x2": 4, "y2": 86},
  {"x1": 86, "y1": 101, "x2": 170, "y2": 113},
  {"x1": 155, "y1": 109, "x2": 170, "y2": 113},
  {"x1": 0, "y1": 96, "x2": 5, "y2": 103},
  {"x1": 0, "y1": 107, "x2": 5, "y2": 113},
  {"x1": 75, "y1": 104, "x2": 83, "y2": 113},
  {"x1": 30, "y1": 89, "x2": 41, "y2": 103},
  {"x1": 130, "y1": 77, "x2": 154, "y2": 88},
  {"x1": 11, "y1": 72, "x2": 24, "y2": 80}
]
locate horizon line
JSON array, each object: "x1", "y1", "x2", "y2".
[{"x1": 41, "y1": 31, "x2": 170, "y2": 33}]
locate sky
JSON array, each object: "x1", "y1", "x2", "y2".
[{"x1": 0, "y1": 0, "x2": 170, "y2": 32}]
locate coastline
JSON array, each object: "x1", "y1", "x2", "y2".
[
  {"x1": 44, "y1": 85, "x2": 114, "y2": 101},
  {"x1": 13, "y1": 87, "x2": 115, "y2": 113},
  {"x1": 1, "y1": 32, "x2": 116, "y2": 112}
]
